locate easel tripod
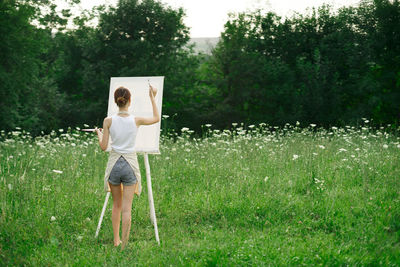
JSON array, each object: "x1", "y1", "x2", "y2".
[{"x1": 95, "y1": 153, "x2": 160, "y2": 244}]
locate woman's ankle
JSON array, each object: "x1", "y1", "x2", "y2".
[{"x1": 114, "y1": 239, "x2": 122, "y2": 246}]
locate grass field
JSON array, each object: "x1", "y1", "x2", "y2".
[{"x1": 1, "y1": 121, "x2": 399, "y2": 266}]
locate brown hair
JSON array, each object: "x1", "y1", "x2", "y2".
[{"x1": 114, "y1": 86, "x2": 131, "y2": 107}]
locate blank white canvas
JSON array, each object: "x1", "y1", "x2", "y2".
[{"x1": 107, "y1": 76, "x2": 164, "y2": 154}]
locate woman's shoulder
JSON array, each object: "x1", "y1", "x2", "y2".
[
  {"x1": 104, "y1": 116, "x2": 112, "y2": 127},
  {"x1": 133, "y1": 115, "x2": 140, "y2": 124}
]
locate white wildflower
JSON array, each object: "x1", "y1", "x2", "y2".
[
  {"x1": 310, "y1": 124, "x2": 316, "y2": 127},
  {"x1": 52, "y1": 170, "x2": 63, "y2": 174},
  {"x1": 318, "y1": 145, "x2": 325, "y2": 149},
  {"x1": 264, "y1": 176, "x2": 269, "y2": 182},
  {"x1": 8, "y1": 184, "x2": 12, "y2": 190},
  {"x1": 313, "y1": 152, "x2": 318, "y2": 156},
  {"x1": 383, "y1": 144, "x2": 388, "y2": 149},
  {"x1": 59, "y1": 129, "x2": 64, "y2": 132},
  {"x1": 232, "y1": 123, "x2": 238, "y2": 127},
  {"x1": 77, "y1": 235, "x2": 83, "y2": 241},
  {"x1": 162, "y1": 115, "x2": 169, "y2": 119},
  {"x1": 397, "y1": 144, "x2": 400, "y2": 149},
  {"x1": 82, "y1": 154, "x2": 87, "y2": 157},
  {"x1": 248, "y1": 125, "x2": 255, "y2": 129},
  {"x1": 332, "y1": 126, "x2": 338, "y2": 130},
  {"x1": 365, "y1": 120, "x2": 369, "y2": 123},
  {"x1": 296, "y1": 121, "x2": 300, "y2": 126},
  {"x1": 86, "y1": 217, "x2": 91, "y2": 222},
  {"x1": 181, "y1": 127, "x2": 189, "y2": 132},
  {"x1": 292, "y1": 154, "x2": 299, "y2": 160},
  {"x1": 51, "y1": 216, "x2": 56, "y2": 221},
  {"x1": 338, "y1": 148, "x2": 347, "y2": 152},
  {"x1": 205, "y1": 124, "x2": 212, "y2": 127}
]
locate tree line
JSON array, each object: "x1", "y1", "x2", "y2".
[{"x1": 1, "y1": 0, "x2": 399, "y2": 135}]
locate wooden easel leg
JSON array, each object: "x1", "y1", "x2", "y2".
[
  {"x1": 144, "y1": 153, "x2": 160, "y2": 244},
  {"x1": 95, "y1": 191, "x2": 110, "y2": 238}
]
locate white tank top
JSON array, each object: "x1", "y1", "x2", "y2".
[{"x1": 109, "y1": 115, "x2": 138, "y2": 153}]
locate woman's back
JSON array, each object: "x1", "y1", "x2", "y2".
[{"x1": 109, "y1": 115, "x2": 137, "y2": 154}]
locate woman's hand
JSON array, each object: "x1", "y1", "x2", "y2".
[
  {"x1": 149, "y1": 85, "x2": 157, "y2": 98},
  {"x1": 95, "y1": 127, "x2": 102, "y2": 135}
]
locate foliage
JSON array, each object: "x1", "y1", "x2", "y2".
[
  {"x1": 0, "y1": 0, "x2": 399, "y2": 134},
  {"x1": 53, "y1": 0, "x2": 195, "y2": 128},
  {"x1": 208, "y1": 0, "x2": 400, "y2": 129},
  {"x1": 0, "y1": 0, "x2": 80, "y2": 135},
  {"x1": 0, "y1": 0, "x2": 195, "y2": 133}
]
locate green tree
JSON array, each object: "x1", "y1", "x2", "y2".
[
  {"x1": 0, "y1": 0, "x2": 80, "y2": 134},
  {"x1": 55, "y1": 0, "x2": 195, "y2": 128},
  {"x1": 208, "y1": 0, "x2": 400, "y2": 128}
]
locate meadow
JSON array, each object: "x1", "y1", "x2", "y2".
[{"x1": 0, "y1": 120, "x2": 399, "y2": 266}]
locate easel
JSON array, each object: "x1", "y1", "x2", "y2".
[
  {"x1": 95, "y1": 153, "x2": 160, "y2": 245},
  {"x1": 94, "y1": 76, "x2": 163, "y2": 245}
]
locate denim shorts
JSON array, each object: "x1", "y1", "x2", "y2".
[{"x1": 108, "y1": 156, "x2": 137, "y2": 186}]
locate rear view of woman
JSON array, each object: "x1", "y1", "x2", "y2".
[{"x1": 95, "y1": 85, "x2": 159, "y2": 249}]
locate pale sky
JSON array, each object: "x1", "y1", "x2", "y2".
[{"x1": 59, "y1": 0, "x2": 361, "y2": 37}]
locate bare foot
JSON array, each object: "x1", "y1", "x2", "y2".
[
  {"x1": 121, "y1": 240, "x2": 128, "y2": 250},
  {"x1": 114, "y1": 240, "x2": 122, "y2": 247}
]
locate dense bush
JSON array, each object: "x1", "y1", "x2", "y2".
[{"x1": 206, "y1": 0, "x2": 400, "y2": 128}]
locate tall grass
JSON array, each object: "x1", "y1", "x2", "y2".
[{"x1": 0, "y1": 120, "x2": 399, "y2": 266}]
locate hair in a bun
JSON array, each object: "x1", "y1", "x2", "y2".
[
  {"x1": 117, "y1": 96, "x2": 127, "y2": 106},
  {"x1": 114, "y1": 86, "x2": 131, "y2": 107}
]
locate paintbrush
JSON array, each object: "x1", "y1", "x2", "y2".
[{"x1": 80, "y1": 128, "x2": 97, "y2": 132}]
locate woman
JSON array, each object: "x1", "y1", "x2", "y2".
[{"x1": 95, "y1": 85, "x2": 159, "y2": 249}]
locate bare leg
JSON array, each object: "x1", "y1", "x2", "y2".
[
  {"x1": 110, "y1": 183, "x2": 123, "y2": 246},
  {"x1": 121, "y1": 184, "x2": 136, "y2": 250}
]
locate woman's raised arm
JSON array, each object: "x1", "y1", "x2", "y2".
[{"x1": 135, "y1": 85, "x2": 160, "y2": 127}]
